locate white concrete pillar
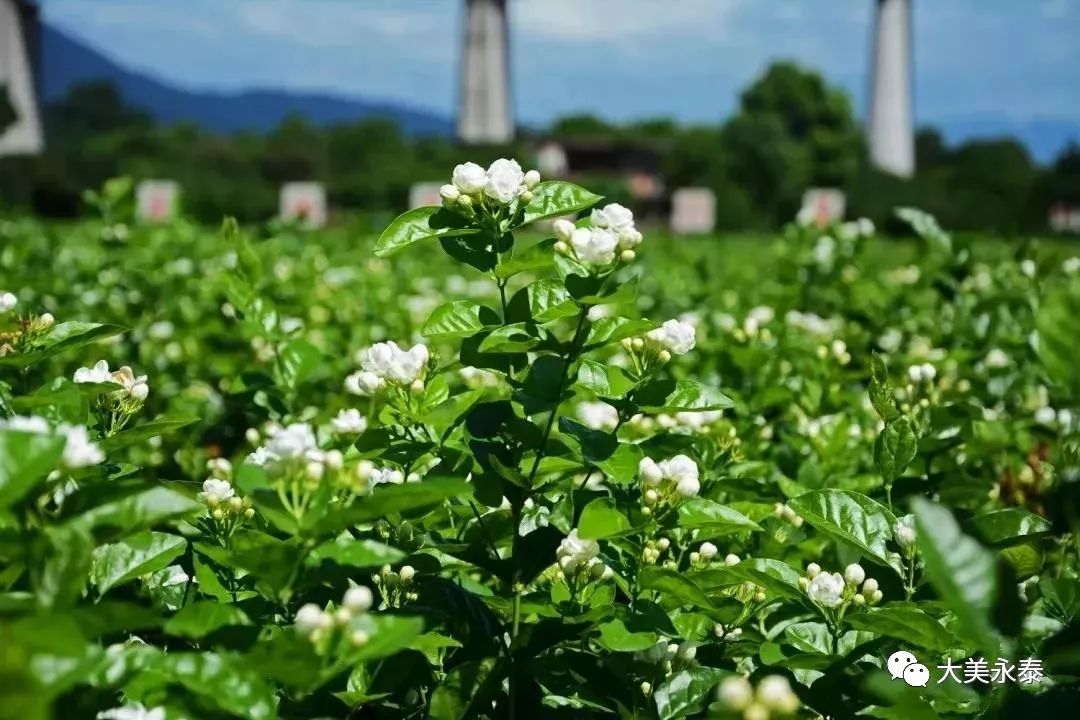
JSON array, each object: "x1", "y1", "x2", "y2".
[
  {"x1": 457, "y1": 0, "x2": 513, "y2": 144},
  {"x1": 868, "y1": 0, "x2": 914, "y2": 177}
]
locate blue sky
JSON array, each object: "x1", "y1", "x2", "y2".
[{"x1": 42, "y1": 0, "x2": 1080, "y2": 126}]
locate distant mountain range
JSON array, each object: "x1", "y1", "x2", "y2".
[
  {"x1": 40, "y1": 24, "x2": 453, "y2": 136},
  {"x1": 40, "y1": 24, "x2": 1078, "y2": 163}
]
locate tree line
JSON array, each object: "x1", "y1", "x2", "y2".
[{"x1": 1, "y1": 62, "x2": 1078, "y2": 232}]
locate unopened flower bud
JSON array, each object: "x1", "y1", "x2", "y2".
[
  {"x1": 439, "y1": 184, "x2": 460, "y2": 203},
  {"x1": 717, "y1": 676, "x2": 753, "y2": 710},
  {"x1": 228, "y1": 496, "x2": 243, "y2": 511},
  {"x1": 844, "y1": 564, "x2": 866, "y2": 586},
  {"x1": 410, "y1": 379, "x2": 425, "y2": 394},
  {"x1": 400, "y1": 565, "x2": 416, "y2": 583},
  {"x1": 39, "y1": 312, "x2": 55, "y2": 328},
  {"x1": 754, "y1": 590, "x2": 766, "y2": 603},
  {"x1": 658, "y1": 350, "x2": 672, "y2": 363},
  {"x1": 657, "y1": 538, "x2": 670, "y2": 551},
  {"x1": 212, "y1": 508, "x2": 224, "y2": 520},
  {"x1": 306, "y1": 461, "x2": 324, "y2": 481},
  {"x1": 294, "y1": 604, "x2": 325, "y2": 635},
  {"x1": 862, "y1": 578, "x2": 879, "y2": 593},
  {"x1": 724, "y1": 553, "x2": 741, "y2": 566},
  {"x1": 519, "y1": 190, "x2": 533, "y2": 203},
  {"x1": 631, "y1": 337, "x2": 645, "y2": 351},
  {"x1": 853, "y1": 593, "x2": 866, "y2": 606},
  {"x1": 554, "y1": 241, "x2": 569, "y2": 255},
  {"x1": 350, "y1": 629, "x2": 370, "y2": 647},
  {"x1": 524, "y1": 169, "x2": 541, "y2": 189},
  {"x1": 869, "y1": 589, "x2": 883, "y2": 604},
  {"x1": 699, "y1": 542, "x2": 718, "y2": 561},
  {"x1": 244, "y1": 507, "x2": 255, "y2": 519},
  {"x1": 343, "y1": 586, "x2": 373, "y2": 613},
  {"x1": 806, "y1": 563, "x2": 821, "y2": 578},
  {"x1": 640, "y1": 681, "x2": 652, "y2": 696},
  {"x1": 458, "y1": 195, "x2": 473, "y2": 209},
  {"x1": 590, "y1": 563, "x2": 607, "y2": 580},
  {"x1": 620, "y1": 250, "x2": 636, "y2": 263},
  {"x1": 689, "y1": 551, "x2": 701, "y2": 565}
]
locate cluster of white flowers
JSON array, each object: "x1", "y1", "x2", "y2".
[
  {"x1": 247, "y1": 423, "x2": 343, "y2": 483},
  {"x1": 636, "y1": 638, "x2": 698, "y2": 677},
  {"x1": 377, "y1": 563, "x2": 419, "y2": 607},
  {"x1": 0, "y1": 291, "x2": 16, "y2": 313},
  {"x1": 552, "y1": 202, "x2": 642, "y2": 268},
  {"x1": 717, "y1": 675, "x2": 800, "y2": 719},
  {"x1": 74, "y1": 360, "x2": 150, "y2": 401},
  {"x1": 647, "y1": 319, "x2": 696, "y2": 355},
  {"x1": 639, "y1": 454, "x2": 700, "y2": 508},
  {"x1": 688, "y1": 541, "x2": 720, "y2": 568},
  {"x1": 1034, "y1": 405, "x2": 1074, "y2": 430},
  {"x1": 355, "y1": 460, "x2": 406, "y2": 491},
  {"x1": 771, "y1": 503, "x2": 805, "y2": 528},
  {"x1": 331, "y1": 408, "x2": 368, "y2": 435},
  {"x1": 346, "y1": 341, "x2": 430, "y2": 395},
  {"x1": 555, "y1": 528, "x2": 612, "y2": 580},
  {"x1": 836, "y1": 218, "x2": 875, "y2": 241},
  {"x1": 295, "y1": 585, "x2": 375, "y2": 647},
  {"x1": 442, "y1": 159, "x2": 540, "y2": 207},
  {"x1": 1064, "y1": 257, "x2": 1080, "y2": 275},
  {"x1": 0, "y1": 415, "x2": 104, "y2": 469},
  {"x1": 907, "y1": 362, "x2": 937, "y2": 384},
  {"x1": 96, "y1": 703, "x2": 167, "y2": 720},
  {"x1": 197, "y1": 459, "x2": 254, "y2": 525},
  {"x1": 816, "y1": 339, "x2": 851, "y2": 365},
  {"x1": 577, "y1": 401, "x2": 619, "y2": 432},
  {"x1": 801, "y1": 562, "x2": 881, "y2": 609},
  {"x1": 785, "y1": 310, "x2": 841, "y2": 339},
  {"x1": 713, "y1": 622, "x2": 744, "y2": 642}
]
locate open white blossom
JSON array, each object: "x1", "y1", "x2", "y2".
[
  {"x1": 452, "y1": 162, "x2": 488, "y2": 195},
  {"x1": 556, "y1": 529, "x2": 599, "y2": 573},
  {"x1": 58, "y1": 423, "x2": 105, "y2": 468},
  {"x1": 369, "y1": 466, "x2": 405, "y2": 488},
  {"x1": 97, "y1": 704, "x2": 166, "y2": 720},
  {"x1": 74, "y1": 360, "x2": 115, "y2": 385},
  {"x1": 331, "y1": 408, "x2": 368, "y2": 435},
  {"x1": 806, "y1": 572, "x2": 845, "y2": 608},
  {"x1": 590, "y1": 203, "x2": 642, "y2": 248},
  {"x1": 199, "y1": 478, "x2": 235, "y2": 504},
  {"x1": 358, "y1": 341, "x2": 429, "y2": 384},
  {"x1": 661, "y1": 455, "x2": 700, "y2": 496},
  {"x1": 570, "y1": 227, "x2": 618, "y2": 266},
  {"x1": 0, "y1": 291, "x2": 16, "y2": 313},
  {"x1": 647, "y1": 319, "x2": 696, "y2": 355},
  {"x1": 577, "y1": 401, "x2": 619, "y2": 432},
  {"x1": 484, "y1": 158, "x2": 525, "y2": 203},
  {"x1": 113, "y1": 366, "x2": 150, "y2": 401}
]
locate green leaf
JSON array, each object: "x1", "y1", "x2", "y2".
[
  {"x1": 277, "y1": 337, "x2": 322, "y2": 389},
  {"x1": 528, "y1": 279, "x2": 578, "y2": 323},
  {"x1": 874, "y1": 416, "x2": 918, "y2": 483},
  {"x1": 1036, "y1": 282, "x2": 1080, "y2": 397},
  {"x1": 789, "y1": 490, "x2": 902, "y2": 575},
  {"x1": 127, "y1": 651, "x2": 278, "y2": 720},
  {"x1": 638, "y1": 567, "x2": 713, "y2": 609},
  {"x1": 520, "y1": 181, "x2": 602, "y2": 225},
  {"x1": 100, "y1": 416, "x2": 199, "y2": 453},
  {"x1": 495, "y1": 238, "x2": 556, "y2": 280},
  {"x1": 477, "y1": 323, "x2": 539, "y2": 354},
  {"x1": 911, "y1": 497, "x2": 1000, "y2": 653},
  {"x1": 595, "y1": 619, "x2": 658, "y2": 652},
  {"x1": 429, "y1": 658, "x2": 500, "y2": 720},
  {"x1": 677, "y1": 499, "x2": 761, "y2": 535},
  {"x1": 308, "y1": 535, "x2": 405, "y2": 568},
  {"x1": 575, "y1": 359, "x2": 632, "y2": 399},
  {"x1": 592, "y1": 443, "x2": 644, "y2": 486},
  {"x1": 844, "y1": 604, "x2": 959, "y2": 651},
  {"x1": 375, "y1": 206, "x2": 477, "y2": 257},
  {"x1": 0, "y1": 322, "x2": 126, "y2": 368},
  {"x1": 578, "y1": 498, "x2": 631, "y2": 539},
  {"x1": 695, "y1": 558, "x2": 806, "y2": 602},
  {"x1": 91, "y1": 531, "x2": 187, "y2": 594},
  {"x1": 165, "y1": 602, "x2": 252, "y2": 639},
  {"x1": 67, "y1": 486, "x2": 201, "y2": 535},
  {"x1": 34, "y1": 525, "x2": 94, "y2": 609},
  {"x1": 422, "y1": 301, "x2": 498, "y2": 339},
  {"x1": 315, "y1": 477, "x2": 471, "y2": 534},
  {"x1": 0, "y1": 429, "x2": 65, "y2": 508},
  {"x1": 969, "y1": 508, "x2": 1052, "y2": 546},
  {"x1": 585, "y1": 317, "x2": 654, "y2": 348},
  {"x1": 654, "y1": 667, "x2": 726, "y2": 720},
  {"x1": 869, "y1": 352, "x2": 900, "y2": 421},
  {"x1": 636, "y1": 379, "x2": 734, "y2": 413}
]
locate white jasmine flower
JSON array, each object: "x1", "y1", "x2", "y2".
[
  {"x1": 199, "y1": 478, "x2": 235, "y2": 504},
  {"x1": 58, "y1": 423, "x2": 105, "y2": 468},
  {"x1": 985, "y1": 348, "x2": 1010, "y2": 369},
  {"x1": 369, "y1": 466, "x2": 404, "y2": 487},
  {"x1": 717, "y1": 676, "x2": 754, "y2": 710},
  {"x1": 895, "y1": 515, "x2": 917, "y2": 550},
  {"x1": 756, "y1": 675, "x2": 799, "y2": 713},
  {"x1": 843, "y1": 563, "x2": 866, "y2": 586},
  {"x1": 638, "y1": 457, "x2": 663, "y2": 486},
  {"x1": 74, "y1": 360, "x2": 115, "y2": 385},
  {"x1": 294, "y1": 603, "x2": 328, "y2": 635},
  {"x1": 342, "y1": 585, "x2": 373, "y2": 614},
  {"x1": 591, "y1": 203, "x2": 634, "y2": 232},
  {"x1": 97, "y1": 704, "x2": 166, "y2": 720},
  {"x1": 0, "y1": 291, "x2": 16, "y2": 313},
  {"x1": 112, "y1": 366, "x2": 149, "y2": 401},
  {"x1": 345, "y1": 370, "x2": 385, "y2": 396},
  {"x1": 331, "y1": 408, "x2": 368, "y2": 435},
  {"x1": 1035, "y1": 406, "x2": 1057, "y2": 425},
  {"x1": 484, "y1": 158, "x2": 525, "y2": 203},
  {"x1": 907, "y1": 363, "x2": 936, "y2": 383},
  {"x1": 577, "y1": 401, "x2": 619, "y2": 432},
  {"x1": 552, "y1": 218, "x2": 576, "y2": 242},
  {"x1": 0, "y1": 414, "x2": 51, "y2": 434},
  {"x1": 806, "y1": 572, "x2": 845, "y2": 608},
  {"x1": 699, "y1": 542, "x2": 718, "y2": 561},
  {"x1": 647, "y1": 319, "x2": 696, "y2": 355},
  {"x1": 555, "y1": 529, "x2": 599, "y2": 573},
  {"x1": 358, "y1": 341, "x2": 429, "y2": 384},
  {"x1": 570, "y1": 227, "x2": 618, "y2": 266},
  {"x1": 660, "y1": 455, "x2": 700, "y2": 497},
  {"x1": 452, "y1": 162, "x2": 488, "y2": 195},
  {"x1": 265, "y1": 423, "x2": 319, "y2": 461}
]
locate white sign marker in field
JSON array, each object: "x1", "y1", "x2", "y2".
[
  {"x1": 410, "y1": 182, "x2": 445, "y2": 209},
  {"x1": 136, "y1": 180, "x2": 179, "y2": 222},
  {"x1": 280, "y1": 182, "x2": 327, "y2": 229},
  {"x1": 670, "y1": 187, "x2": 716, "y2": 235},
  {"x1": 801, "y1": 188, "x2": 847, "y2": 228}
]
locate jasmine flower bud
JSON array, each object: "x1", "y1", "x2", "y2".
[
  {"x1": 724, "y1": 553, "x2": 741, "y2": 566},
  {"x1": 699, "y1": 542, "x2": 718, "y2": 561},
  {"x1": 844, "y1": 563, "x2": 866, "y2": 586},
  {"x1": 523, "y1": 169, "x2": 541, "y2": 189},
  {"x1": 343, "y1": 586, "x2": 373, "y2": 614},
  {"x1": 439, "y1": 184, "x2": 460, "y2": 203},
  {"x1": 717, "y1": 676, "x2": 754, "y2": 710}
]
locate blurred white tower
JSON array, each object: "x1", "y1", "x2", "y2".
[
  {"x1": 458, "y1": 0, "x2": 513, "y2": 144},
  {"x1": 0, "y1": 0, "x2": 43, "y2": 156},
  {"x1": 868, "y1": 0, "x2": 914, "y2": 177}
]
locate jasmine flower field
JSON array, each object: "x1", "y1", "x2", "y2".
[{"x1": 2, "y1": 162, "x2": 1079, "y2": 719}]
